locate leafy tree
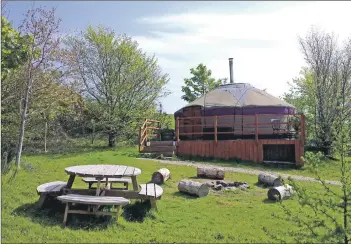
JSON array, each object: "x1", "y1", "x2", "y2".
[
  {"x1": 181, "y1": 63, "x2": 225, "y2": 102},
  {"x1": 1, "y1": 16, "x2": 30, "y2": 81},
  {"x1": 64, "y1": 26, "x2": 169, "y2": 147},
  {"x1": 265, "y1": 27, "x2": 351, "y2": 244},
  {"x1": 1, "y1": 16, "x2": 31, "y2": 168},
  {"x1": 264, "y1": 112, "x2": 351, "y2": 244},
  {"x1": 283, "y1": 27, "x2": 351, "y2": 155},
  {"x1": 283, "y1": 68, "x2": 317, "y2": 141},
  {"x1": 14, "y1": 6, "x2": 61, "y2": 168},
  {"x1": 28, "y1": 70, "x2": 80, "y2": 152}
]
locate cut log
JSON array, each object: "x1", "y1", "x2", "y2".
[
  {"x1": 151, "y1": 168, "x2": 171, "y2": 184},
  {"x1": 197, "y1": 167, "x2": 224, "y2": 180},
  {"x1": 268, "y1": 184, "x2": 294, "y2": 201},
  {"x1": 258, "y1": 173, "x2": 282, "y2": 186},
  {"x1": 177, "y1": 180, "x2": 209, "y2": 197}
]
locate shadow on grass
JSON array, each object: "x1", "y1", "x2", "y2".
[
  {"x1": 172, "y1": 192, "x2": 198, "y2": 200},
  {"x1": 11, "y1": 198, "x2": 122, "y2": 230},
  {"x1": 262, "y1": 199, "x2": 279, "y2": 204},
  {"x1": 254, "y1": 182, "x2": 271, "y2": 189},
  {"x1": 119, "y1": 151, "x2": 142, "y2": 158},
  {"x1": 122, "y1": 200, "x2": 155, "y2": 223},
  {"x1": 188, "y1": 176, "x2": 200, "y2": 180},
  {"x1": 173, "y1": 155, "x2": 306, "y2": 171},
  {"x1": 187, "y1": 176, "x2": 222, "y2": 181}
]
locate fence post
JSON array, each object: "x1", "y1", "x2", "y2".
[
  {"x1": 255, "y1": 114, "x2": 258, "y2": 142},
  {"x1": 176, "y1": 117, "x2": 180, "y2": 142},
  {"x1": 214, "y1": 116, "x2": 218, "y2": 143}
]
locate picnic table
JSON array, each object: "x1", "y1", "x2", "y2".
[
  {"x1": 37, "y1": 164, "x2": 163, "y2": 225},
  {"x1": 64, "y1": 164, "x2": 142, "y2": 195}
]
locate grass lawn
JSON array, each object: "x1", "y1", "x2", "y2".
[
  {"x1": 1, "y1": 148, "x2": 343, "y2": 243},
  {"x1": 188, "y1": 156, "x2": 345, "y2": 181},
  {"x1": 124, "y1": 147, "x2": 345, "y2": 182}
]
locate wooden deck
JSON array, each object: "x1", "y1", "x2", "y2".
[
  {"x1": 139, "y1": 113, "x2": 306, "y2": 166},
  {"x1": 176, "y1": 139, "x2": 304, "y2": 166}
]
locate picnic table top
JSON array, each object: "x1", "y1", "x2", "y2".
[{"x1": 65, "y1": 165, "x2": 141, "y2": 178}]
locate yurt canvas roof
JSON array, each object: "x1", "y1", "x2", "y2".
[{"x1": 182, "y1": 83, "x2": 294, "y2": 109}]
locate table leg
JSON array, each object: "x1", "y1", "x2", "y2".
[
  {"x1": 116, "y1": 205, "x2": 121, "y2": 222},
  {"x1": 63, "y1": 203, "x2": 70, "y2": 225},
  {"x1": 94, "y1": 178, "x2": 103, "y2": 213},
  {"x1": 96, "y1": 179, "x2": 101, "y2": 196},
  {"x1": 131, "y1": 176, "x2": 139, "y2": 192},
  {"x1": 38, "y1": 193, "x2": 47, "y2": 208},
  {"x1": 150, "y1": 199, "x2": 158, "y2": 211},
  {"x1": 66, "y1": 175, "x2": 76, "y2": 189}
]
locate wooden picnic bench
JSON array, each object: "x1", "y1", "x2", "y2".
[
  {"x1": 36, "y1": 164, "x2": 164, "y2": 226},
  {"x1": 36, "y1": 181, "x2": 67, "y2": 208},
  {"x1": 57, "y1": 194, "x2": 130, "y2": 225},
  {"x1": 82, "y1": 177, "x2": 131, "y2": 190}
]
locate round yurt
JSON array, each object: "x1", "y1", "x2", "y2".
[{"x1": 174, "y1": 82, "x2": 297, "y2": 141}]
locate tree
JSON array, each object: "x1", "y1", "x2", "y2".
[
  {"x1": 264, "y1": 112, "x2": 351, "y2": 244},
  {"x1": 181, "y1": 63, "x2": 225, "y2": 102},
  {"x1": 64, "y1": 26, "x2": 169, "y2": 147},
  {"x1": 15, "y1": 7, "x2": 61, "y2": 168},
  {"x1": 1, "y1": 16, "x2": 31, "y2": 168},
  {"x1": 264, "y1": 27, "x2": 351, "y2": 244},
  {"x1": 1, "y1": 16, "x2": 30, "y2": 81},
  {"x1": 283, "y1": 27, "x2": 351, "y2": 155},
  {"x1": 283, "y1": 68, "x2": 317, "y2": 141},
  {"x1": 28, "y1": 70, "x2": 79, "y2": 152}
]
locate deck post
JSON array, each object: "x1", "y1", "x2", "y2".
[
  {"x1": 214, "y1": 116, "x2": 218, "y2": 143},
  {"x1": 301, "y1": 114, "x2": 305, "y2": 146},
  {"x1": 299, "y1": 114, "x2": 306, "y2": 166},
  {"x1": 255, "y1": 114, "x2": 258, "y2": 142},
  {"x1": 176, "y1": 117, "x2": 180, "y2": 142},
  {"x1": 139, "y1": 127, "x2": 142, "y2": 153}
]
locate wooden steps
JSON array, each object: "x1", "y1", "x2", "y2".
[{"x1": 141, "y1": 141, "x2": 175, "y2": 156}]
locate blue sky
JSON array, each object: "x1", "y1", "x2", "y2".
[{"x1": 5, "y1": 1, "x2": 351, "y2": 114}]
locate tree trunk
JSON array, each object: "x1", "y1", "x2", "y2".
[
  {"x1": 151, "y1": 168, "x2": 171, "y2": 184},
  {"x1": 16, "y1": 76, "x2": 33, "y2": 169},
  {"x1": 91, "y1": 123, "x2": 95, "y2": 144},
  {"x1": 44, "y1": 120, "x2": 48, "y2": 153},
  {"x1": 197, "y1": 167, "x2": 225, "y2": 180},
  {"x1": 267, "y1": 184, "x2": 294, "y2": 201},
  {"x1": 2, "y1": 152, "x2": 8, "y2": 171},
  {"x1": 258, "y1": 174, "x2": 282, "y2": 186},
  {"x1": 108, "y1": 133, "x2": 116, "y2": 147},
  {"x1": 177, "y1": 180, "x2": 209, "y2": 197}
]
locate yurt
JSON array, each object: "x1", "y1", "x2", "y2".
[
  {"x1": 174, "y1": 82, "x2": 296, "y2": 140},
  {"x1": 174, "y1": 59, "x2": 297, "y2": 141},
  {"x1": 139, "y1": 58, "x2": 305, "y2": 165}
]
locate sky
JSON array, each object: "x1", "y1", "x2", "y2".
[{"x1": 4, "y1": 1, "x2": 351, "y2": 114}]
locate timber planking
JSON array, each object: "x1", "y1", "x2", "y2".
[{"x1": 176, "y1": 139, "x2": 304, "y2": 166}]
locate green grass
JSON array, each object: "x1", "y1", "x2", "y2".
[
  {"x1": 183, "y1": 156, "x2": 345, "y2": 181},
  {"x1": 126, "y1": 146, "x2": 345, "y2": 182},
  {"x1": 1, "y1": 149, "x2": 343, "y2": 243}
]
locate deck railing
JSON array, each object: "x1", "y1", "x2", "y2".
[
  {"x1": 175, "y1": 113, "x2": 305, "y2": 144},
  {"x1": 139, "y1": 119, "x2": 160, "y2": 153}
]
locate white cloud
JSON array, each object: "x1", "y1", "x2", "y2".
[{"x1": 134, "y1": 1, "x2": 351, "y2": 113}]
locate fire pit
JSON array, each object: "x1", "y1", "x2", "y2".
[{"x1": 205, "y1": 180, "x2": 250, "y2": 191}]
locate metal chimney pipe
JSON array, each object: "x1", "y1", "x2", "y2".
[{"x1": 229, "y1": 58, "x2": 234, "y2": 83}]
